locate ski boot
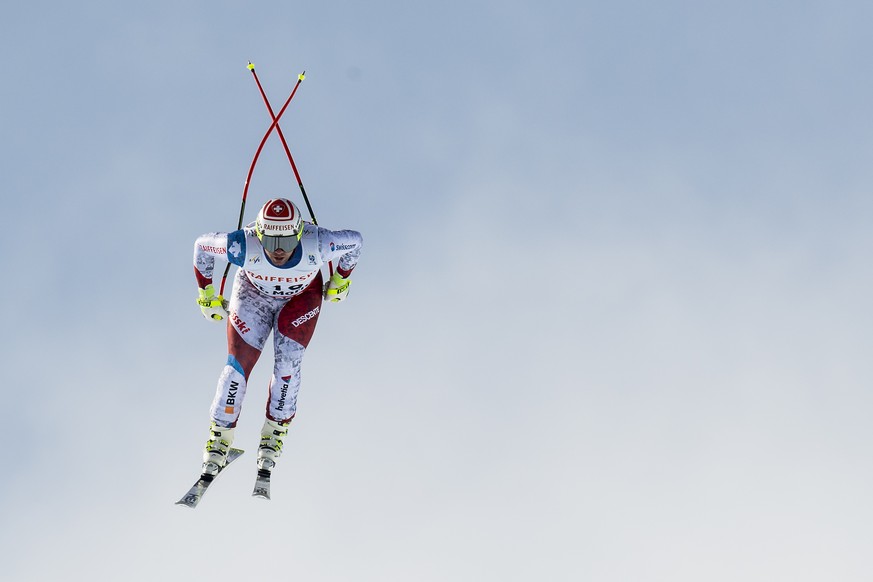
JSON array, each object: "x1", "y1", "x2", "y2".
[
  {"x1": 202, "y1": 422, "x2": 236, "y2": 476},
  {"x1": 257, "y1": 418, "x2": 290, "y2": 472}
]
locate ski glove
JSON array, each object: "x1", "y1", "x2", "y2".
[
  {"x1": 324, "y1": 271, "x2": 351, "y2": 302},
  {"x1": 197, "y1": 285, "x2": 228, "y2": 321}
]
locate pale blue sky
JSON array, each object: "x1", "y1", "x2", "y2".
[{"x1": 2, "y1": 2, "x2": 873, "y2": 581}]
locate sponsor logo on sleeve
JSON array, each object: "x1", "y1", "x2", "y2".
[
  {"x1": 199, "y1": 245, "x2": 226, "y2": 254},
  {"x1": 329, "y1": 242, "x2": 355, "y2": 252}
]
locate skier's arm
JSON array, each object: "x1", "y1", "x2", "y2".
[
  {"x1": 318, "y1": 228, "x2": 363, "y2": 278},
  {"x1": 193, "y1": 230, "x2": 247, "y2": 289},
  {"x1": 193, "y1": 231, "x2": 247, "y2": 321},
  {"x1": 318, "y1": 228, "x2": 362, "y2": 302}
]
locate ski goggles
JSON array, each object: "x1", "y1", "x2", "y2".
[{"x1": 257, "y1": 228, "x2": 303, "y2": 253}]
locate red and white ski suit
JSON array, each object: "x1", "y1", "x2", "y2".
[{"x1": 194, "y1": 223, "x2": 362, "y2": 427}]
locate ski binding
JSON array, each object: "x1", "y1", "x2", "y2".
[{"x1": 175, "y1": 448, "x2": 244, "y2": 509}]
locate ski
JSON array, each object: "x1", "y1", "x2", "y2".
[
  {"x1": 252, "y1": 468, "x2": 272, "y2": 500},
  {"x1": 175, "y1": 448, "x2": 245, "y2": 508}
]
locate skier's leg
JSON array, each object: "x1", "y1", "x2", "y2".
[
  {"x1": 267, "y1": 271, "x2": 324, "y2": 421},
  {"x1": 265, "y1": 336, "x2": 305, "y2": 423},
  {"x1": 257, "y1": 337, "x2": 303, "y2": 470},
  {"x1": 202, "y1": 273, "x2": 278, "y2": 474},
  {"x1": 207, "y1": 326, "x2": 262, "y2": 428},
  {"x1": 208, "y1": 273, "x2": 274, "y2": 428},
  {"x1": 258, "y1": 273, "x2": 324, "y2": 469}
]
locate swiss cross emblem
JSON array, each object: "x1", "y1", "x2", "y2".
[{"x1": 272, "y1": 204, "x2": 285, "y2": 214}]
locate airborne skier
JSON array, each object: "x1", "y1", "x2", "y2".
[{"x1": 192, "y1": 197, "x2": 362, "y2": 487}]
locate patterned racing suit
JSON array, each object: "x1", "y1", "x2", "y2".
[{"x1": 194, "y1": 223, "x2": 362, "y2": 428}]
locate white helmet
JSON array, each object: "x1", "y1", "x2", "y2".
[{"x1": 255, "y1": 198, "x2": 304, "y2": 253}]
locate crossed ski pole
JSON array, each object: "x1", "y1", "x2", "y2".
[
  {"x1": 220, "y1": 63, "x2": 330, "y2": 296},
  {"x1": 248, "y1": 64, "x2": 320, "y2": 227}
]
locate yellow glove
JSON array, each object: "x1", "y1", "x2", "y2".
[
  {"x1": 323, "y1": 272, "x2": 351, "y2": 302},
  {"x1": 197, "y1": 285, "x2": 228, "y2": 321}
]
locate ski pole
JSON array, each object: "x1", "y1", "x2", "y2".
[
  {"x1": 249, "y1": 66, "x2": 319, "y2": 226},
  {"x1": 249, "y1": 66, "x2": 334, "y2": 278},
  {"x1": 218, "y1": 63, "x2": 305, "y2": 296}
]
